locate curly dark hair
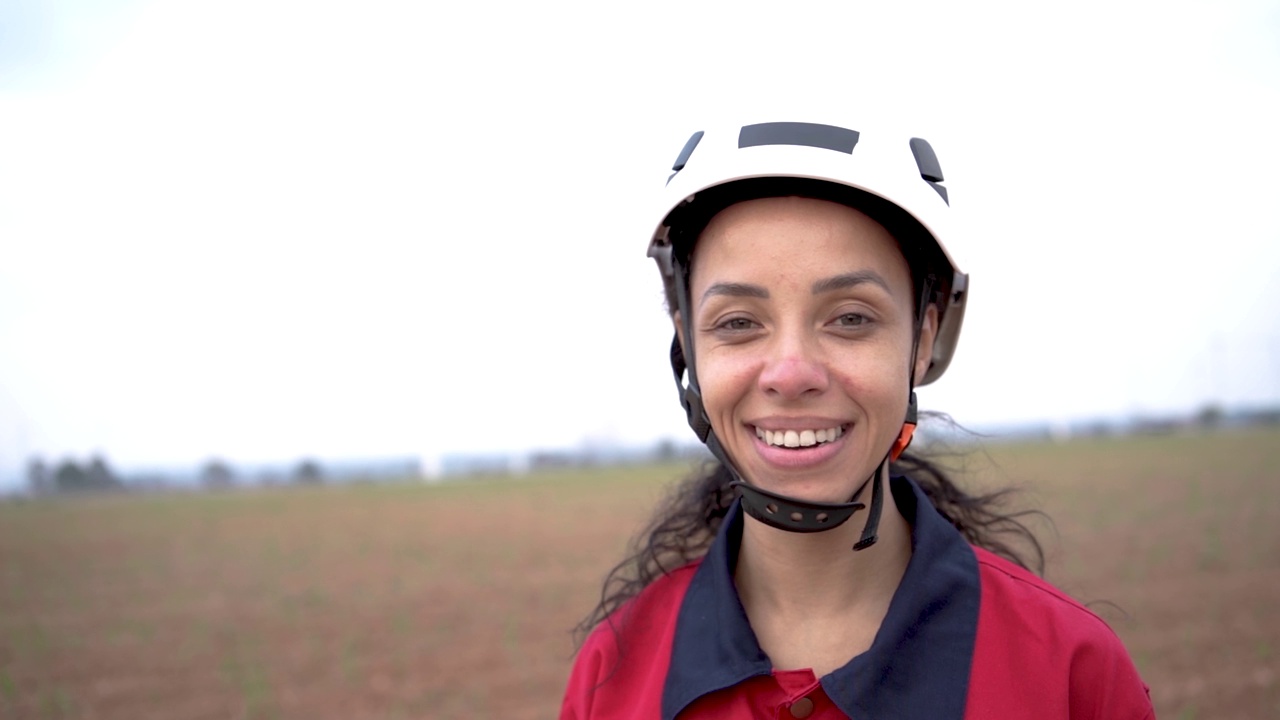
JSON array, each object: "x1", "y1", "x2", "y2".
[{"x1": 573, "y1": 430, "x2": 1046, "y2": 647}]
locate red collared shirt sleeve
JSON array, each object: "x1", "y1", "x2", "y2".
[
  {"x1": 965, "y1": 548, "x2": 1155, "y2": 720},
  {"x1": 560, "y1": 565, "x2": 697, "y2": 720}
]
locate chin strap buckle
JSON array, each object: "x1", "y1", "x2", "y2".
[
  {"x1": 890, "y1": 423, "x2": 916, "y2": 462},
  {"x1": 890, "y1": 391, "x2": 919, "y2": 462}
]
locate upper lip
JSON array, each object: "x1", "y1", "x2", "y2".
[{"x1": 748, "y1": 417, "x2": 850, "y2": 431}]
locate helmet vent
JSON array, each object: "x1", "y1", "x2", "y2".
[
  {"x1": 671, "y1": 131, "x2": 704, "y2": 172},
  {"x1": 908, "y1": 137, "x2": 944, "y2": 182},
  {"x1": 738, "y1": 122, "x2": 860, "y2": 154},
  {"x1": 909, "y1": 137, "x2": 949, "y2": 205}
]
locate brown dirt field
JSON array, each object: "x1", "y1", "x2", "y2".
[{"x1": 1, "y1": 426, "x2": 1277, "y2": 719}]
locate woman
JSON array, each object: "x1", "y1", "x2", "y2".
[{"x1": 561, "y1": 120, "x2": 1154, "y2": 719}]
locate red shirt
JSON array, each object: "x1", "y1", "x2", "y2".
[{"x1": 561, "y1": 476, "x2": 1154, "y2": 720}]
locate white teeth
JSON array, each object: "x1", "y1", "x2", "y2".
[{"x1": 755, "y1": 425, "x2": 844, "y2": 448}]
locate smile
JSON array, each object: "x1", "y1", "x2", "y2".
[{"x1": 754, "y1": 425, "x2": 845, "y2": 448}]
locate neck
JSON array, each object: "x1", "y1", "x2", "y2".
[{"x1": 732, "y1": 469, "x2": 912, "y2": 667}]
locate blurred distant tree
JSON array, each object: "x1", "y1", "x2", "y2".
[
  {"x1": 26, "y1": 456, "x2": 51, "y2": 495},
  {"x1": 1195, "y1": 403, "x2": 1225, "y2": 429},
  {"x1": 293, "y1": 459, "x2": 323, "y2": 484},
  {"x1": 200, "y1": 459, "x2": 236, "y2": 490},
  {"x1": 85, "y1": 455, "x2": 121, "y2": 490},
  {"x1": 53, "y1": 459, "x2": 89, "y2": 492},
  {"x1": 51, "y1": 456, "x2": 123, "y2": 493}
]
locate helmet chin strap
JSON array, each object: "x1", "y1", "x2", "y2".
[{"x1": 668, "y1": 255, "x2": 930, "y2": 552}]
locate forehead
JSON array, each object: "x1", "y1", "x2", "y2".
[{"x1": 690, "y1": 196, "x2": 912, "y2": 294}]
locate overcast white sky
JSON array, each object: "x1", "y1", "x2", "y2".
[{"x1": 1, "y1": 0, "x2": 1278, "y2": 484}]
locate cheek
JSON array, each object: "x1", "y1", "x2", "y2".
[
  {"x1": 695, "y1": 352, "x2": 757, "y2": 421},
  {"x1": 831, "y1": 345, "x2": 912, "y2": 411}
]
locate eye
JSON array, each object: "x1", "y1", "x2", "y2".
[
  {"x1": 717, "y1": 317, "x2": 758, "y2": 332},
  {"x1": 834, "y1": 312, "x2": 868, "y2": 328}
]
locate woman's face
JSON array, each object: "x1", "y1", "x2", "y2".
[{"x1": 686, "y1": 196, "x2": 937, "y2": 504}]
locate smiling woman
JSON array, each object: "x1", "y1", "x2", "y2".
[
  {"x1": 560, "y1": 120, "x2": 1156, "y2": 720},
  {"x1": 690, "y1": 197, "x2": 925, "y2": 510}
]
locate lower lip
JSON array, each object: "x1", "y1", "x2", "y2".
[{"x1": 750, "y1": 427, "x2": 847, "y2": 469}]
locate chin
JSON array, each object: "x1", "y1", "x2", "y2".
[{"x1": 745, "y1": 468, "x2": 873, "y2": 506}]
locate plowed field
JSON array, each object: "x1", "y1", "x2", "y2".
[{"x1": 1, "y1": 427, "x2": 1277, "y2": 719}]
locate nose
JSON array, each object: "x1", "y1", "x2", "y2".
[{"x1": 757, "y1": 332, "x2": 829, "y2": 400}]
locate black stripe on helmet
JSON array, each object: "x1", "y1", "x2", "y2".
[
  {"x1": 738, "y1": 122, "x2": 860, "y2": 154},
  {"x1": 667, "y1": 130, "x2": 705, "y2": 185},
  {"x1": 909, "y1": 137, "x2": 949, "y2": 205},
  {"x1": 672, "y1": 131, "x2": 704, "y2": 171}
]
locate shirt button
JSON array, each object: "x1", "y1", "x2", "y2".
[{"x1": 788, "y1": 696, "x2": 814, "y2": 719}]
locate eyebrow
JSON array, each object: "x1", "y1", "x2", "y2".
[
  {"x1": 700, "y1": 282, "x2": 770, "y2": 306},
  {"x1": 699, "y1": 271, "x2": 892, "y2": 307},
  {"x1": 811, "y1": 270, "x2": 892, "y2": 296}
]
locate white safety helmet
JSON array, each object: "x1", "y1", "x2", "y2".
[{"x1": 648, "y1": 120, "x2": 968, "y2": 385}]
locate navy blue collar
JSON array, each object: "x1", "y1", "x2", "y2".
[{"x1": 662, "y1": 475, "x2": 980, "y2": 720}]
